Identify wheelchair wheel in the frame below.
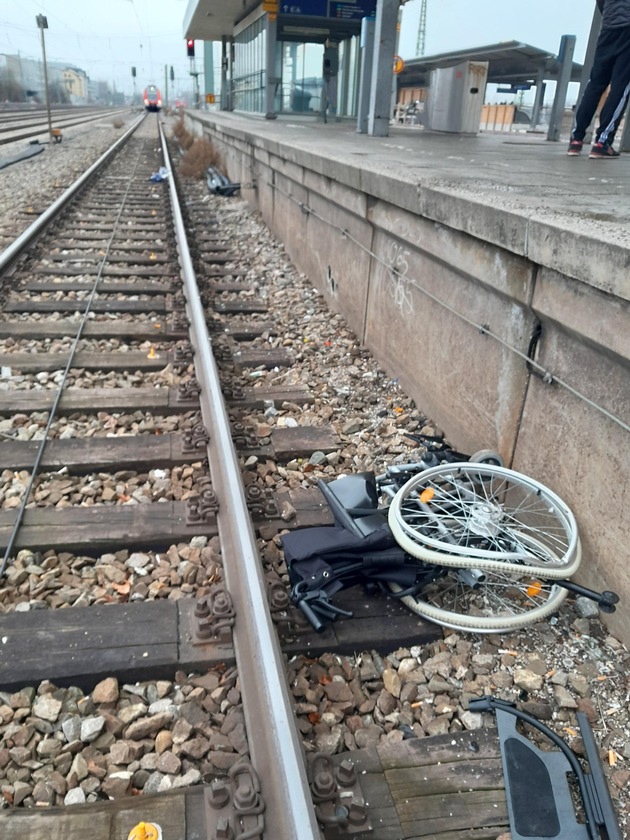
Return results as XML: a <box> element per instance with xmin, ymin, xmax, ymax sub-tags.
<box><xmin>388</xmin><ymin>463</ymin><xmax>580</xmax><ymax>579</ymax></box>
<box><xmin>389</xmin><ymin>568</ymin><xmax>568</xmax><ymax>632</ymax></box>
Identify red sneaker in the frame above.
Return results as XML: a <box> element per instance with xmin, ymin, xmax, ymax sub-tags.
<box><xmin>589</xmin><ymin>142</ymin><xmax>620</xmax><ymax>158</ymax></box>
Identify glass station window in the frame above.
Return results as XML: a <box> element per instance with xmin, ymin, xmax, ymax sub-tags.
<box><xmin>280</xmin><ymin>42</ymin><xmax>324</xmax><ymax>114</ymax></box>
<box><xmin>233</xmin><ymin>17</ymin><xmax>266</xmax><ymax>112</ymax></box>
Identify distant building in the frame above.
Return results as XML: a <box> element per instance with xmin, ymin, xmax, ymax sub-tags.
<box><xmin>60</xmin><ymin>65</ymin><xmax>88</xmax><ymax>104</ymax></box>
<box><xmin>93</xmin><ymin>80</ymin><xmax>110</xmax><ymax>104</ymax></box>
<box><xmin>0</xmin><ymin>54</ymin><xmax>44</xmax><ymax>100</ymax></box>
<box><xmin>0</xmin><ymin>53</ymin><xmax>104</xmax><ymax>104</ymax></box>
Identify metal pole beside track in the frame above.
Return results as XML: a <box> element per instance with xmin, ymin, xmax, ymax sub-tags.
<box><xmin>159</xmin><ymin>122</ymin><xmax>322</xmax><ymax>840</ymax></box>
<box><xmin>35</xmin><ymin>15</ymin><xmax>53</xmax><ymax>146</ymax></box>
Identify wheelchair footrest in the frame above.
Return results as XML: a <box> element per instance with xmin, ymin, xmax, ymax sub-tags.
<box><xmin>469</xmin><ymin>696</ymin><xmax>622</xmax><ymax>840</ymax></box>
<box><xmin>499</xmin><ymin>710</ymin><xmax>588</xmax><ymax>839</ymax></box>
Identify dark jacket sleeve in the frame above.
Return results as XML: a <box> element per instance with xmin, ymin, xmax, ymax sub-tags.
<box><xmin>596</xmin><ymin>0</ymin><xmax>604</xmax><ymax>11</ymax></box>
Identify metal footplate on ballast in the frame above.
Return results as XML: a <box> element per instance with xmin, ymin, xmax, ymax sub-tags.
<box><xmin>469</xmin><ymin>696</ymin><xmax>622</xmax><ymax>840</ymax></box>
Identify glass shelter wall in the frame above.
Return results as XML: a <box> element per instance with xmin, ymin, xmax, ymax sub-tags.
<box><xmin>233</xmin><ymin>17</ymin><xmax>266</xmax><ymax>113</ymax></box>
<box><xmin>338</xmin><ymin>36</ymin><xmax>360</xmax><ymax>117</ymax></box>
<box><xmin>278</xmin><ymin>35</ymin><xmax>360</xmax><ymax>117</ymax></box>
<box><xmin>230</xmin><ymin>15</ymin><xmax>361</xmax><ymax>116</ymax></box>
<box><xmin>280</xmin><ymin>42</ymin><xmax>324</xmax><ymax>114</ymax></box>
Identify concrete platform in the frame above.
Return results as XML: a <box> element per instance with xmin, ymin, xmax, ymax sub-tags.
<box><xmin>183</xmin><ymin>111</ymin><xmax>630</xmax><ymax>643</ymax></box>
<box><xmin>186</xmin><ymin>113</ymin><xmax>630</xmax><ymax>298</ymax></box>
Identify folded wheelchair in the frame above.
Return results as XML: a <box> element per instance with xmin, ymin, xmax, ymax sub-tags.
<box><xmin>282</xmin><ymin>448</ymin><xmax>618</xmax><ymax>634</ymax></box>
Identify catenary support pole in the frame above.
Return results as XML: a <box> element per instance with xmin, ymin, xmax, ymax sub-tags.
<box><xmin>265</xmin><ymin>16</ymin><xmax>278</xmax><ymax>119</ymax></box>
<box><xmin>204</xmin><ymin>41</ymin><xmax>215</xmax><ymax>106</ymax></box>
<box><xmin>547</xmin><ymin>35</ymin><xmax>576</xmax><ymax>141</ymax></box>
<box><xmin>220</xmin><ymin>37</ymin><xmax>228</xmax><ymax>110</ymax></box>
<box><xmin>530</xmin><ymin>70</ymin><xmax>545</xmax><ymax>130</ymax></box>
<box><xmin>367</xmin><ymin>0</ymin><xmax>398</xmax><ymax>136</ymax></box>
<box><xmin>357</xmin><ymin>15</ymin><xmax>375</xmax><ymax>133</ymax></box>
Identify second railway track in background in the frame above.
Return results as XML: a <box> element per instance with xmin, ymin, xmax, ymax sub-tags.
<box><xmin>0</xmin><ymin>106</ymin><xmax>130</xmax><ymax>147</ymax></box>
<box><xmin>0</xmin><ymin>113</ymin><xmax>439</xmax><ymax>837</ymax></box>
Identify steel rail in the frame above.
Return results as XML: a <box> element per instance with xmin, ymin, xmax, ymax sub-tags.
<box><xmin>0</xmin><ymin>113</ymin><xmax>145</xmax><ymax>276</ymax></box>
<box><xmin>159</xmin><ymin>122</ymin><xmax>322</xmax><ymax>838</ymax></box>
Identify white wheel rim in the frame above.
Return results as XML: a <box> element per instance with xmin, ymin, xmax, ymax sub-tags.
<box><xmin>390</xmin><ymin>572</ymin><xmax>568</xmax><ymax>632</ymax></box>
<box><xmin>388</xmin><ymin>463</ymin><xmax>580</xmax><ymax>579</ymax></box>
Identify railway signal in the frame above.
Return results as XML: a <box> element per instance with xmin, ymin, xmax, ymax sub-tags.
<box><xmin>186</xmin><ymin>39</ymin><xmax>195</xmax><ymax>58</ymax></box>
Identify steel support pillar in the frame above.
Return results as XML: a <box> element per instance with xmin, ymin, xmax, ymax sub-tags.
<box><xmin>357</xmin><ymin>15</ymin><xmax>375</xmax><ymax>133</ymax></box>
<box><xmin>220</xmin><ymin>37</ymin><xmax>229</xmax><ymax>110</ymax></box>
<box><xmin>228</xmin><ymin>38</ymin><xmax>234</xmax><ymax>110</ymax></box>
<box><xmin>547</xmin><ymin>34</ymin><xmax>576</xmax><ymax>141</ymax></box>
<box><xmin>204</xmin><ymin>41</ymin><xmax>215</xmax><ymax>106</ymax></box>
<box><xmin>265</xmin><ymin>17</ymin><xmax>278</xmax><ymax>119</ymax></box>
<box><xmin>530</xmin><ymin>70</ymin><xmax>545</xmax><ymax>130</ymax></box>
<box><xmin>367</xmin><ymin>0</ymin><xmax>398</xmax><ymax>136</ymax></box>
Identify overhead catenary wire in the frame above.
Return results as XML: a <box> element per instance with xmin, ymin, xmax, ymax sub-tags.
<box><xmin>269</xmin><ymin>179</ymin><xmax>630</xmax><ymax>436</ymax></box>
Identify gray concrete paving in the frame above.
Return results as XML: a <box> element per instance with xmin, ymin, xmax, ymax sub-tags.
<box><xmin>193</xmin><ymin>111</ymin><xmax>630</xmax><ymax>301</ymax></box>
<box><xmin>208</xmin><ymin>113</ymin><xmax>630</xmax><ymax>224</ymax></box>
<box><xmin>214</xmin><ymin>116</ymin><xmax>630</xmax><ymax>221</ymax></box>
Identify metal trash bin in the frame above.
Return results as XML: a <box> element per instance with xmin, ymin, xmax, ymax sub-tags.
<box><xmin>425</xmin><ymin>61</ymin><xmax>489</xmax><ymax>134</ymax></box>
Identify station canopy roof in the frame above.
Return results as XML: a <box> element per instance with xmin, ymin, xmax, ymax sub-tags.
<box><xmin>182</xmin><ymin>2</ymin><xmax>586</xmax><ymax>83</ymax></box>
<box><xmin>184</xmin><ymin>0</ymin><xmax>243</xmax><ymax>40</ymax></box>
<box><xmin>184</xmin><ymin>0</ymin><xmax>372</xmax><ymax>42</ymax></box>
<box><xmin>398</xmin><ymin>40</ymin><xmax>584</xmax><ymax>89</ymax></box>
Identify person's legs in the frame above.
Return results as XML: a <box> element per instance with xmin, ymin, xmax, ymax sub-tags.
<box><xmin>594</xmin><ymin>27</ymin><xmax>630</xmax><ymax>147</ymax></box>
<box><xmin>571</xmin><ymin>29</ymin><xmax>617</xmax><ymax>142</ymax></box>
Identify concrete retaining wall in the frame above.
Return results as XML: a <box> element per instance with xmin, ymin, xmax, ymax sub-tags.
<box><xmin>184</xmin><ymin>113</ymin><xmax>630</xmax><ymax>642</ymax></box>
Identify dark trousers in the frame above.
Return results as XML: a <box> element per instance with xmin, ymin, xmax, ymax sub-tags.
<box><xmin>572</xmin><ymin>25</ymin><xmax>630</xmax><ymax>146</ymax></box>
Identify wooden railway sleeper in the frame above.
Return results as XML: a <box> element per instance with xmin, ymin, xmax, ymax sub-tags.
<box><xmin>193</xmin><ymin>583</ymin><xmax>235</xmax><ymax>644</ymax></box>
<box><xmin>204</xmin><ymin>761</ymin><xmax>265</xmax><ymax>840</ymax></box>
<box><xmin>308</xmin><ymin>753</ymin><xmax>371</xmax><ymax>835</ymax></box>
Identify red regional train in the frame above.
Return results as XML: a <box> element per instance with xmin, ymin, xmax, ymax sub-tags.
<box><xmin>143</xmin><ymin>84</ymin><xmax>162</xmax><ymax>112</ymax></box>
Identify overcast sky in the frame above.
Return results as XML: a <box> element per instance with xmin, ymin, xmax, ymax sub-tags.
<box><xmin>0</xmin><ymin>0</ymin><xmax>598</xmax><ymax>97</ymax></box>
<box><xmin>1</xmin><ymin>0</ymin><xmax>193</xmax><ymax>96</ymax></box>
<box><xmin>398</xmin><ymin>0</ymin><xmax>596</xmax><ymax>63</ymax></box>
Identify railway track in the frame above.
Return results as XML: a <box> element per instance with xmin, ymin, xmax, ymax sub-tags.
<box><xmin>0</xmin><ymin>113</ymin><xmax>625</xmax><ymax>840</ymax></box>
<box><xmin>0</xmin><ymin>110</ymin><xmax>436</xmax><ymax>838</ymax></box>
<box><xmin>0</xmin><ymin>111</ymin><xmax>323</xmax><ymax>836</ymax></box>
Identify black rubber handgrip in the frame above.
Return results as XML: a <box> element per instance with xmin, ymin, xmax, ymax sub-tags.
<box><xmin>297</xmin><ymin>599</ymin><xmax>325</xmax><ymax>633</ymax></box>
